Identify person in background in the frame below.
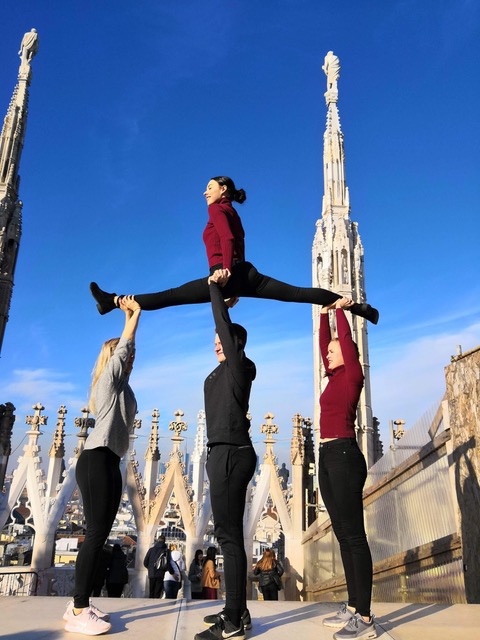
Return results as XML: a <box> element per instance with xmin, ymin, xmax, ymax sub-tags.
<box><xmin>201</xmin><ymin>546</ymin><xmax>221</xmax><ymax>601</ymax></box>
<box><xmin>91</xmin><ymin>545</ymin><xmax>112</xmax><ymax>597</ymax></box>
<box><xmin>105</xmin><ymin>543</ymin><xmax>128</xmax><ymax>597</ymax></box>
<box><xmin>253</xmin><ymin>549</ymin><xmax>284</xmax><ymax>601</ymax></box>
<box><xmin>63</xmin><ymin>296</ymin><xmax>141</xmax><ymax>636</ymax></box>
<box><xmin>163</xmin><ymin>547</ymin><xmax>183</xmax><ymax>599</ymax></box>
<box><xmin>143</xmin><ymin>535</ymin><xmax>177</xmax><ymax>599</ymax></box>
<box><xmin>318</xmin><ymin>298</ymin><xmax>376</xmax><ymax>640</ymax></box>
<box><xmin>188</xmin><ymin>549</ymin><xmax>204</xmax><ymax>599</ymax></box>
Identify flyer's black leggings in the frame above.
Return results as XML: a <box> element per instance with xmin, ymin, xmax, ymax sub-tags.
<box><xmin>206</xmin><ymin>444</ymin><xmax>257</xmax><ymax>624</ymax></box>
<box><xmin>134</xmin><ymin>261</ymin><xmax>341</xmax><ymax>310</ymax></box>
<box><xmin>74</xmin><ymin>447</ymin><xmax>122</xmax><ymax>608</ymax></box>
<box><xmin>318</xmin><ymin>439</ymin><xmax>373</xmax><ymax>617</ymax></box>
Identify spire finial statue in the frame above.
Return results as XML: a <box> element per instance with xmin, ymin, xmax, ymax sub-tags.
<box><xmin>323</xmin><ymin>51</ymin><xmax>340</xmax><ymax>89</ymax></box>
<box><xmin>323</xmin><ymin>51</ymin><xmax>340</xmax><ymax>105</ymax></box>
<box><xmin>18</xmin><ymin>28</ymin><xmax>39</xmax><ymax>75</ymax></box>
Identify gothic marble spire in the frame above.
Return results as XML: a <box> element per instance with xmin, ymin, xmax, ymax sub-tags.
<box><xmin>312</xmin><ymin>51</ymin><xmax>376</xmax><ymax>468</ymax></box>
<box><xmin>321</xmin><ymin>51</ymin><xmax>350</xmax><ymax>212</ymax></box>
<box><xmin>0</xmin><ymin>29</ymin><xmax>39</xmax><ymax>354</ymax></box>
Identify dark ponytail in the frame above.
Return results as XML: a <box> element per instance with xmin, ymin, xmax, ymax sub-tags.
<box><xmin>212</xmin><ymin>176</ymin><xmax>247</xmax><ymax>204</ymax></box>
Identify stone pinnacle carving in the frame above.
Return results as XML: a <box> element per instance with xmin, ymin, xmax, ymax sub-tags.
<box><xmin>323</xmin><ymin>51</ymin><xmax>340</xmax><ymax>84</ymax></box>
<box><xmin>48</xmin><ymin>405</ymin><xmax>67</xmax><ymax>459</ymax></box>
<box><xmin>18</xmin><ymin>29</ymin><xmax>39</xmax><ymax>75</ymax></box>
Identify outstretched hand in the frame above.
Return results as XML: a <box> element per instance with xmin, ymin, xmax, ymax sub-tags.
<box><xmin>119</xmin><ymin>295</ymin><xmax>141</xmax><ymax>317</ymax></box>
<box><xmin>336</xmin><ymin>297</ymin><xmax>354</xmax><ymax>309</ymax></box>
<box><xmin>208</xmin><ymin>268</ymin><xmax>231</xmax><ymax>287</ymax></box>
<box><xmin>321</xmin><ymin>297</ymin><xmax>354</xmax><ymax>313</ymax></box>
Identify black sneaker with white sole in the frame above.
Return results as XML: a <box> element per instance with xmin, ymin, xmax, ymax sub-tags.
<box><xmin>196</xmin><ymin>612</ymin><xmax>245</xmax><ymax>640</ymax></box>
<box><xmin>204</xmin><ymin>609</ymin><xmax>251</xmax><ymax>631</ymax></box>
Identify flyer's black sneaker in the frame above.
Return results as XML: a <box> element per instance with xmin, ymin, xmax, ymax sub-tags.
<box><xmin>195</xmin><ymin>613</ymin><xmax>245</xmax><ymax>640</ymax></box>
<box><xmin>90</xmin><ymin>282</ymin><xmax>118</xmax><ymax>315</ymax></box>
<box><xmin>204</xmin><ymin>609</ymin><xmax>251</xmax><ymax>630</ymax></box>
<box><xmin>349</xmin><ymin>302</ymin><xmax>379</xmax><ymax>325</ymax></box>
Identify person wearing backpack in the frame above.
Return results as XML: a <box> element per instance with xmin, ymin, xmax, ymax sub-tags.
<box><xmin>143</xmin><ymin>535</ymin><xmax>176</xmax><ymax>598</ymax></box>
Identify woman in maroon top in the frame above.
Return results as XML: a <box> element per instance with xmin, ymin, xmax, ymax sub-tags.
<box><xmin>90</xmin><ymin>176</ymin><xmax>379</xmax><ymax>325</ymax></box>
<box><xmin>318</xmin><ymin>297</ymin><xmax>376</xmax><ymax>640</ymax></box>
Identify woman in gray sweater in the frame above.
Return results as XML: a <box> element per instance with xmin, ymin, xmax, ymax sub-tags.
<box><xmin>64</xmin><ymin>296</ymin><xmax>141</xmax><ymax>636</ymax></box>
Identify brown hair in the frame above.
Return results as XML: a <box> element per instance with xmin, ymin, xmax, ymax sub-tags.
<box><xmin>255</xmin><ymin>548</ymin><xmax>277</xmax><ymax>572</ymax></box>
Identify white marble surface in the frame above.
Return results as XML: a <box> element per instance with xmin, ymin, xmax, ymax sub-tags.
<box><xmin>0</xmin><ymin>598</ymin><xmax>479</xmax><ymax>640</ymax></box>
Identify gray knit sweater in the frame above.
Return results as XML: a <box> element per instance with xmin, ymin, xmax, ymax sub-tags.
<box><xmin>84</xmin><ymin>337</ymin><xmax>137</xmax><ymax>458</ymax></box>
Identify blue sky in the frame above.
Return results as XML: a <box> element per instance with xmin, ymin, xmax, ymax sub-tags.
<box><xmin>1</xmin><ymin>1</ymin><xmax>479</xmax><ymax>469</ymax></box>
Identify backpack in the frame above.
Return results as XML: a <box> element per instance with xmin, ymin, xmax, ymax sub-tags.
<box><xmin>155</xmin><ymin>550</ymin><xmax>169</xmax><ymax>571</ymax></box>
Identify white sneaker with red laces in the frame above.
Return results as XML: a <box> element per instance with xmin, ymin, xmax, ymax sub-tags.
<box><xmin>64</xmin><ymin>606</ymin><xmax>111</xmax><ymax>636</ymax></box>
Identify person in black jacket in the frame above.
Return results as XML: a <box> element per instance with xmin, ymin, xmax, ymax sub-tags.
<box><xmin>106</xmin><ymin>544</ymin><xmax>128</xmax><ymax>597</ymax></box>
<box><xmin>143</xmin><ymin>535</ymin><xmax>176</xmax><ymax>598</ymax></box>
<box><xmin>195</xmin><ymin>276</ymin><xmax>256</xmax><ymax>640</ymax></box>
<box><xmin>188</xmin><ymin>549</ymin><xmax>204</xmax><ymax>599</ymax></box>
<box><xmin>253</xmin><ymin>549</ymin><xmax>284</xmax><ymax>601</ymax></box>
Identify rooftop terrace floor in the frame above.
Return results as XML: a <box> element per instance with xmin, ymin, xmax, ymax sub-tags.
<box><xmin>0</xmin><ymin>597</ymin><xmax>478</xmax><ymax>639</ymax></box>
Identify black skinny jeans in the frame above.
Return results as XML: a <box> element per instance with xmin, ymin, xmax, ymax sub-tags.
<box><xmin>206</xmin><ymin>444</ymin><xmax>257</xmax><ymax>622</ymax></box>
<box><xmin>260</xmin><ymin>583</ymin><xmax>279</xmax><ymax>600</ymax></box>
<box><xmin>318</xmin><ymin>439</ymin><xmax>373</xmax><ymax>618</ymax></box>
<box><xmin>135</xmin><ymin>261</ymin><xmax>341</xmax><ymax>310</ymax></box>
<box><xmin>74</xmin><ymin>447</ymin><xmax>122</xmax><ymax>609</ymax></box>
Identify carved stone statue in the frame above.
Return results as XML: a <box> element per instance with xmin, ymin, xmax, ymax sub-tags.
<box><xmin>18</xmin><ymin>28</ymin><xmax>39</xmax><ymax>72</ymax></box>
<box><xmin>322</xmin><ymin>51</ymin><xmax>340</xmax><ymax>89</ymax></box>
<box><xmin>278</xmin><ymin>462</ymin><xmax>289</xmax><ymax>490</ymax></box>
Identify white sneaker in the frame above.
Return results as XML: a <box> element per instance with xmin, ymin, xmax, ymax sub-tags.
<box><xmin>63</xmin><ymin>600</ymin><xmax>110</xmax><ymax>622</ymax></box>
<box><xmin>89</xmin><ymin>599</ymin><xmax>110</xmax><ymax>621</ymax></box>
<box><xmin>64</xmin><ymin>606</ymin><xmax>111</xmax><ymax>636</ymax></box>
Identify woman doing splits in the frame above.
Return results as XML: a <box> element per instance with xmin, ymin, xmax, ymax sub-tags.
<box><xmin>318</xmin><ymin>298</ymin><xmax>376</xmax><ymax>640</ymax></box>
<box><xmin>63</xmin><ymin>296</ymin><xmax>141</xmax><ymax>636</ymax></box>
<box><xmin>90</xmin><ymin>176</ymin><xmax>379</xmax><ymax>325</ymax></box>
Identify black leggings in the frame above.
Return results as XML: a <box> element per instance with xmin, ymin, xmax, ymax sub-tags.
<box><xmin>134</xmin><ymin>261</ymin><xmax>341</xmax><ymax>310</ymax></box>
<box><xmin>260</xmin><ymin>583</ymin><xmax>279</xmax><ymax>600</ymax></box>
<box><xmin>74</xmin><ymin>447</ymin><xmax>122</xmax><ymax>608</ymax></box>
<box><xmin>206</xmin><ymin>444</ymin><xmax>257</xmax><ymax>625</ymax></box>
<box><xmin>318</xmin><ymin>439</ymin><xmax>373</xmax><ymax>618</ymax></box>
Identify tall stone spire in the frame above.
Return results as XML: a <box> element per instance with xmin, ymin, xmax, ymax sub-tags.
<box><xmin>312</xmin><ymin>51</ymin><xmax>376</xmax><ymax>467</ymax></box>
<box><xmin>0</xmin><ymin>29</ymin><xmax>39</xmax><ymax>355</ymax></box>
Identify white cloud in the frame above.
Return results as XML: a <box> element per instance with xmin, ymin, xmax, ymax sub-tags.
<box><xmin>1</xmin><ymin>368</ymin><xmax>86</xmax><ymax>423</ymax></box>
<box><xmin>370</xmin><ymin>320</ymin><xmax>480</xmax><ymax>441</ymax></box>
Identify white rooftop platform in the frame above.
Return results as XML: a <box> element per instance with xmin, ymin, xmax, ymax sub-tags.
<box><xmin>0</xmin><ymin>598</ymin><xmax>478</xmax><ymax>640</ymax></box>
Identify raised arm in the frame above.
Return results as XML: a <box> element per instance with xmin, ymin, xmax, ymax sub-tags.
<box><xmin>209</xmin><ymin>281</ymin><xmax>242</xmax><ymax>367</ymax></box>
<box><xmin>119</xmin><ymin>295</ymin><xmax>142</xmax><ymax>342</ymax></box>
<box><xmin>335</xmin><ymin>306</ymin><xmax>363</xmax><ymax>384</ymax></box>
<box><xmin>319</xmin><ymin>305</ymin><xmax>333</xmax><ymax>370</ymax></box>
<box><xmin>100</xmin><ymin>296</ymin><xmax>142</xmax><ymax>389</ymax></box>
